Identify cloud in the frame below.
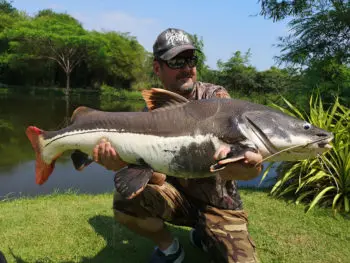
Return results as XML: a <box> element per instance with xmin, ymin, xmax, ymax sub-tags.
<box><xmin>74</xmin><ymin>11</ymin><xmax>163</xmax><ymax>52</ymax></box>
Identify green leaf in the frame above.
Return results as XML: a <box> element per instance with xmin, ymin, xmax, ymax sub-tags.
<box><xmin>295</xmin><ymin>190</ymin><xmax>315</xmax><ymax>205</ymax></box>
<box><xmin>307</xmin><ymin>186</ymin><xmax>336</xmax><ymax>213</ymax></box>
<box><xmin>259</xmin><ymin>162</ymin><xmax>275</xmax><ymax>186</ymax></box>
<box><xmin>332</xmin><ymin>193</ymin><xmax>342</xmax><ymax>211</ymax></box>
<box><xmin>345</xmin><ymin>196</ymin><xmax>350</xmax><ymax>213</ymax></box>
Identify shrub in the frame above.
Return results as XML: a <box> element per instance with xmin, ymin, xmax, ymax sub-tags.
<box><xmin>267</xmin><ymin>94</ymin><xmax>350</xmax><ymax>214</ymax></box>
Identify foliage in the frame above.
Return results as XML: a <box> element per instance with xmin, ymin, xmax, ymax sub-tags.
<box><xmin>2</xmin><ymin>9</ymin><xmax>94</xmax><ymax>92</ymax></box>
<box><xmin>275</xmin><ymin>2</ymin><xmax>350</xmax><ymax>66</ymax></box>
<box><xmin>201</xmin><ymin>50</ymin><xmax>304</xmax><ymax>103</ymax></box>
<box><xmin>215</xmin><ymin>50</ymin><xmax>259</xmax><ymax>94</ymax></box>
<box><xmin>259</xmin><ymin>0</ymin><xmax>350</xmax><ymax>106</ymax></box>
<box><xmin>256</xmin><ymin>66</ymin><xmax>298</xmax><ymax>94</ymax></box>
<box><xmin>259</xmin><ymin>0</ymin><xmax>348</xmax><ymax>21</ymax></box>
<box><xmin>189</xmin><ymin>33</ymin><xmax>206</xmax><ymax>80</ymax></box>
<box><xmin>87</xmin><ymin>31</ymin><xmax>148</xmax><ymax>89</ymax></box>
<box><xmin>0</xmin><ymin>0</ymin><xmax>15</xmax><ymax>14</ymax></box>
<box><xmin>269</xmin><ymin>94</ymin><xmax>350</xmax><ymax>213</ymax></box>
<box><xmin>0</xmin><ymin>8</ymin><xmax>148</xmax><ymax>91</ymax></box>
<box><xmin>302</xmin><ymin>59</ymin><xmax>350</xmax><ymax>106</ymax></box>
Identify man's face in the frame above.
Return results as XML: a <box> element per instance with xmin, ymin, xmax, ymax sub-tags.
<box><xmin>153</xmin><ymin>50</ymin><xmax>197</xmax><ymax>96</ymax></box>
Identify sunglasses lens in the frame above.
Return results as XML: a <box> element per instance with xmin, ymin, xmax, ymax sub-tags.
<box><xmin>166</xmin><ymin>56</ymin><xmax>198</xmax><ymax>69</ymax></box>
<box><xmin>187</xmin><ymin>57</ymin><xmax>197</xmax><ymax>67</ymax></box>
<box><xmin>167</xmin><ymin>58</ymin><xmax>186</xmax><ymax>69</ymax></box>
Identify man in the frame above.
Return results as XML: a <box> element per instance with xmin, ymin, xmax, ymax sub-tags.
<box><xmin>94</xmin><ymin>28</ymin><xmax>262</xmax><ymax>263</ymax></box>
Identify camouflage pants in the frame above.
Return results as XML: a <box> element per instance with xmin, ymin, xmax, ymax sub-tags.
<box><xmin>113</xmin><ymin>182</ymin><xmax>258</xmax><ymax>263</ymax></box>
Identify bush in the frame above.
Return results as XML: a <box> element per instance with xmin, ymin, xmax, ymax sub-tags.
<box><xmin>268</xmin><ymin>94</ymin><xmax>350</xmax><ymax>214</ymax></box>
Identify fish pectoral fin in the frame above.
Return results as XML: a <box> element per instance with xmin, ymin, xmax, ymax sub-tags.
<box><xmin>71</xmin><ymin>150</ymin><xmax>93</xmax><ymax>171</ymax></box>
<box><xmin>210</xmin><ymin>155</ymin><xmax>245</xmax><ymax>172</ymax></box>
<box><xmin>114</xmin><ymin>165</ymin><xmax>153</xmax><ymax>199</ymax></box>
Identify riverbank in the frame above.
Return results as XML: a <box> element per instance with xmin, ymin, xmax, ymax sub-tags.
<box><xmin>0</xmin><ymin>189</ymin><xmax>349</xmax><ymax>263</ymax></box>
<box><xmin>0</xmin><ymin>84</ymin><xmax>282</xmax><ymax>106</ymax></box>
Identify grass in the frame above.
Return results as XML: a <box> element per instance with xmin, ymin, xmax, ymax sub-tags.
<box><xmin>0</xmin><ymin>189</ymin><xmax>349</xmax><ymax>263</ymax></box>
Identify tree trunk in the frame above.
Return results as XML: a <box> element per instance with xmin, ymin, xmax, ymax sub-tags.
<box><xmin>65</xmin><ymin>72</ymin><xmax>70</xmax><ymax>124</ymax></box>
<box><xmin>65</xmin><ymin>92</ymin><xmax>70</xmax><ymax>120</ymax></box>
<box><xmin>66</xmin><ymin>72</ymin><xmax>70</xmax><ymax>95</ymax></box>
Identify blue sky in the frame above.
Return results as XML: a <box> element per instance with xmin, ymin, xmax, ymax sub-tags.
<box><xmin>11</xmin><ymin>0</ymin><xmax>291</xmax><ymax>71</ymax></box>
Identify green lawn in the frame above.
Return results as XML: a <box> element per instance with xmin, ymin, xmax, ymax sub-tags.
<box><xmin>0</xmin><ymin>189</ymin><xmax>349</xmax><ymax>263</ymax></box>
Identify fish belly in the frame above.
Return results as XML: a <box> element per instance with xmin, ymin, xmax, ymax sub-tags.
<box><xmin>42</xmin><ymin>130</ymin><xmax>223</xmax><ymax>178</ymax></box>
<box><xmin>112</xmin><ymin>133</ymin><xmax>222</xmax><ymax>178</ymax></box>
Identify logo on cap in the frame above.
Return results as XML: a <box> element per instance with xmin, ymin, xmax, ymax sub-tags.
<box><xmin>165</xmin><ymin>29</ymin><xmax>191</xmax><ymax>47</ymax></box>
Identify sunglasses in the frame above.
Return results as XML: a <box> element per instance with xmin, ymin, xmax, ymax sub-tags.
<box><xmin>162</xmin><ymin>56</ymin><xmax>198</xmax><ymax>69</ymax></box>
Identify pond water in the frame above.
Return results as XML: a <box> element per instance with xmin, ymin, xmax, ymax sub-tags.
<box><xmin>0</xmin><ymin>92</ymin><xmax>277</xmax><ymax>201</ymax></box>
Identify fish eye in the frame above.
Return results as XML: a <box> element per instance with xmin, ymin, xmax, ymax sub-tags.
<box><xmin>303</xmin><ymin>122</ymin><xmax>311</xmax><ymax>130</ymax></box>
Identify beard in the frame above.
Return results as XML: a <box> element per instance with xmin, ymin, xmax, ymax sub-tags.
<box><xmin>171</xmin><ymin>71</ymin><xmax>196</xmax><ymax>94</ymax></box>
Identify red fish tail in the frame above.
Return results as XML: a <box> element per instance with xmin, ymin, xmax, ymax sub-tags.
<box><xmin>26</xmin><ymin>126</ymin><xmax>59</xmax><ymax>185</ymax></box>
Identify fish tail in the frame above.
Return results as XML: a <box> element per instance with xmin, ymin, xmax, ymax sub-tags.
<box><xmin>26</xmin><ymin>126</ymin><xmax>60</xmax><ymax>185</ymax></box>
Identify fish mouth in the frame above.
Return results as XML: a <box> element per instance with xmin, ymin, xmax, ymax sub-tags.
<box><xmin>318</xmin><ymin>142</ymin><xmax>333</xmax><ymax>149</ymax></box>
<box><xmin>303</xmin><ymin>134</ymin><xmax>334</xmax><ymax>150</ymax></box>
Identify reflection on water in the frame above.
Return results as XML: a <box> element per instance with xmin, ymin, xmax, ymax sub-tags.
<box><xmin>0</xmin><ymin>92</ymin><xmax>277</xmax><ymax>201</ymax></box>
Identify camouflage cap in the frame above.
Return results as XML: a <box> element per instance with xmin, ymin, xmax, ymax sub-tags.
<box><xmin>153</xmin><ymin>28</ymin><xmax>197</xmax><ymax>60</ymax></box>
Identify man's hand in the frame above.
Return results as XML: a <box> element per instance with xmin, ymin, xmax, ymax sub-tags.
<box><xmin>93</xmin><ymin>139</ymin><xmax>127</xmax><ymax>171</ymax></box>
<box><xmin>93</xmin><ymin>139</ymin><xmax>166</xmax><ymax>186</ymax></box>
<box><xmin>149</xmin><ymin>172</ymin><xmax>167</xmax><ymax>186</ymax></box>
<box><xmin>217</xmin><ymin>151</ymin><xmax>263</xmax><ymax>181</ymax></box>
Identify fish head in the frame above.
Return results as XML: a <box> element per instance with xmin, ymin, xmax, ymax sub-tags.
<box><xmin>240</xmin><ymin>110</ymin><xmax>333</xmax><ymax>161</ymax></box>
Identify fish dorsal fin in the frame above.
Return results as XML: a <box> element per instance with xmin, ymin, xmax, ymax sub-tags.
<box><xmin>141</xmin><ymin>88</ymin><xmax>189</xmax><ymax>111</ymax></box>
<box><xmin>70</xmin><ymin>106</ymin><xmax>96</xmax><ymax>123</ymax></box>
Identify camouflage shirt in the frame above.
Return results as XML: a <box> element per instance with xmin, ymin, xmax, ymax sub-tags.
<box><xmin>167</xmin><ymin>81</ymin><xmax>243</xmax><ymax>211</ymax></box>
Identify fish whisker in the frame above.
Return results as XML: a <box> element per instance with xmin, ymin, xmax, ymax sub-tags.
<box><xmin>255</xmin><ymin>137</ymin><xmax>332</xmax><ymax>166</ymax></box>
<box><xmin>256</xmin><ymin>143</ymin><xmax>306</xmax><ymax>165</ymax></box>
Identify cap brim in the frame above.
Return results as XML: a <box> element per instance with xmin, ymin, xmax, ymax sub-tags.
<box><xmin>159</xmin><ymin>45</ymin><xmax>198</xmax><ymax>60</ymax></box>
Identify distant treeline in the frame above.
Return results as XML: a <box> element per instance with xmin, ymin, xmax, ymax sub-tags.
<box><xmin>0</xmin><ymin>2</ymin><xmax>153</xmax><ymax>93</ymax></box>
<box><xmin>0</xmin><ymin>0</ymin><xmax>349</xmax><ymax>107</ymax></box>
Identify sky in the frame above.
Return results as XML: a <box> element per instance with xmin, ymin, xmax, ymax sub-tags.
<box><xmin>10</xmin><ymin>0</ymin><xmax>291</xmax><ymax>71</ymax></box>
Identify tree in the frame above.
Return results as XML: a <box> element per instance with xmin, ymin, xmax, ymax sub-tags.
<box><xmin>0</xmin><ymin>2</ymin><xmax>25</xmax><ymax>84</ymax></box>
<box><xmin>259</xmin><ymin>0</ymin><xmax>350</xmax><ymax>66</ymax></box>
<box><xmin>86</xmin><ymin>30</ymin><xmax>148</xmax><ymax>89</ymax></box>
<box><xmin>3</xmin><ymin>9</ymin><xmax>94</xmax><ymax>93</ymax></box>
<box><xmin>188</xmin><ymin>34</ymin><xmax>206</xmax><ymax>80</ymax></box>
<box><xmin>259</xmin><ymin>0</ymin><xmax>350</xmax><ymax>105</ymax></box>
<box><xmin>259</xmin><ymin>0</ymin><xmax>344</xmax><ymax>21</ymax></box>
<box><xmin>302</xmin><ymin>58</ymin><xmax>350</xmax><ymax>105</ymax></box>
<box><xmin>216</xmin><ymin>50</ymin><xmax>259</xmax><ymax>94</ymax></box>
<box><xmin>256</xmin><ymin>67</ymin><xmax>295</xmax><ymax>94</ymax></box>
<box><xmin>0</xmin><ymin>0</ymin><xmax>16</xmax><ymax>14</ymax></box>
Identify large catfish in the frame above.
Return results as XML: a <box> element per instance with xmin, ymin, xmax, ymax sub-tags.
<box><xmin>26</xmin><ymin>88</ymin><xmax>333</xmax><ymax>198</ymax></box>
